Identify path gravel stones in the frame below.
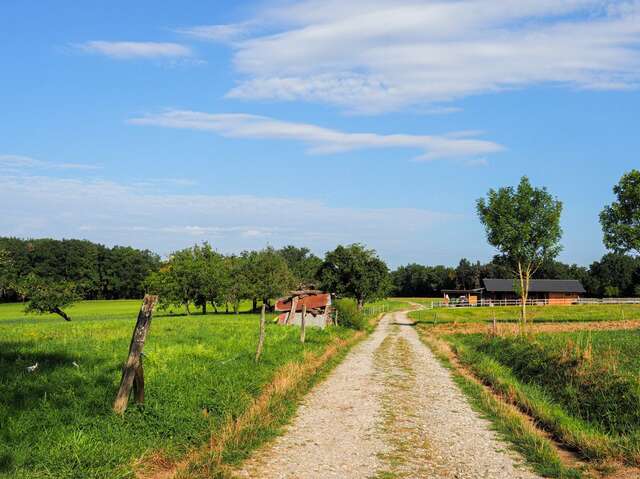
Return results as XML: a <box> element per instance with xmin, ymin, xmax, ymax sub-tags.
<box><xmin>235</xmin><ymin>310</ymin><xmax>541</xmax><ymax>479</ymax></box>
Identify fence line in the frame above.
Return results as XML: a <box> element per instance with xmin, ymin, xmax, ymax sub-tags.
<box><xmin>429</xmin><ymin>297</ymin><xmax>640</xmax><ymax>309</ymax></box>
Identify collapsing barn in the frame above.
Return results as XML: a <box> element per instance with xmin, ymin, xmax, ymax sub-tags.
<box><xmin>275</xmin><ymin>290</ymin><xmax>333</xmax><ymax>329</ymax></box>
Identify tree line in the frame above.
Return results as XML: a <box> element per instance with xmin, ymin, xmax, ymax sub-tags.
<box><xmin>0</xmin><ymin>237</ymin><xmax>160</xmax><ymax>302</ymax></box>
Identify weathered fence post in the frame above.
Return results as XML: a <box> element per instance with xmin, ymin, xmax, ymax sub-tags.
<box><xmin>255</xmin><ymin>304</ymin><xmax>266</xmax><ymax>362</ymax></box>
<box><xmin>113</xmin><ymin>294</ymin><xmax>158</xmax><ymax>414</ymax></box>
<box><xmin>300</xmin><ymin>303</ymin><xmax>307</xmax><ymax>344</ymax></box>
<box><xmin>285</xmin><ymin>296</ymin><xmax>299</xmax><ymax>325</ymax></box>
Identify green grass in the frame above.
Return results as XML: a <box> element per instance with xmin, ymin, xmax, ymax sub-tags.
<box><xmin>441</xmin><ymin>330</ymin><xmax>640</xmax><ymax>465</ymax></box>
<box><xmin>0</xmin><ymin>298</ymin><xmax>409</xmax><ymax>478</ymax></box>
<box><xmin>409</xmin><ymin>303</ymin><xmax>640</xmax><ymax>324</ymax></box>
<box><xmin>417</xmin><ymin>332</ymin><xmax>582</xmax><ymax>478</ymax></box>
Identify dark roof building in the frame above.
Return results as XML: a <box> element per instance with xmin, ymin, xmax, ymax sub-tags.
<box><xmin>482</xmin><ymin>278</ymin><xmax>586</xmax><ymax>304</ymax></box>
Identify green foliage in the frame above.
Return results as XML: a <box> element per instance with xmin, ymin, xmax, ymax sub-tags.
<box><xmin>477</xmin><ymin>177</ymin><xmax>563</xmax><ymax>320</ymax></box>
<box><xmin>0</xmin><ymin>237</ymin><xmax>160</xmax><ymax>301</ymax></box>
<box><xmin>243</xmin><ymin>247</ymin><xmax>295</xmax><ymax>308</ymax></box>
<box><xmin>334</xmin><ymin>298</ymin><xmax>366</xmax><ymax>330</ymax></box>
<box><xmin>20</xmin><ymin>274</ymin><xmax>81</xmax><ymax>321</ymax></box>
<box><xmin>277</xmin><ymin>245</ymin><xmax>322</xmax><ymax>287</ymax></box>
<box><xmin>318</xmin><ymin>244</ymin><xmax>390</xmax><ymax>308</ymax></box>
<box><xmin>600</xmin><ymin>169</ymin><xmax>640</xmax><ymax>254</ymax></box>
<box><xmin>476</xmin><ymin>176</ymin><xmax>563</xmax><ymax>272</ymax></box>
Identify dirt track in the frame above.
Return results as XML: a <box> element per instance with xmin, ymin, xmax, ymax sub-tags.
<box><xmin>235</xmin><ymin>310</ymin><xmax>541</xmax><ymax>478</ymax></box>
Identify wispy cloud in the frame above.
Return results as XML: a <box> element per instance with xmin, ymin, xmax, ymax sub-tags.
<box><xmin>207</xmin><ymin>0</ymin><xmax>640</xmax><ymax>112</ymax></box>
<box><xmin>0</xmin><ymin>173</ymin><xmax>456</xmax><ymax>260</ymax></box>
<box><xmin>76</xmin><ymin>41</ymin><xmax>193</xmax><ymax>59</ymax></box>
<box><xmin>0</xmin><ymin>155</ymin><xmax>101</xmax><ymax>171</ymax></box>
<box><xmin>128</xmin><ymin>110</ymin><xmax>504</xmax><ymax>161</ymax></box>
<box><xmin>176</xmin><ymin>22</ymin><xmax>254</xmax><ymax>43</ymax></box>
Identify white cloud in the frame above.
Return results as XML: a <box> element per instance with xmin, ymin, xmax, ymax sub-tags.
<box><xmin>0</xmin><ymin>173</ymin><xmax>457</xmax><ymax>262</ymax></box>
<box><xmin>212</xmin><ymin>0</ymin><xmax>640</xmax><ymax>112</ymax></box>
<box><xmin>0</xmin><ymin>155</ymin><xmax>101</xmax><ymax>171</ymax></box>
<box><xmin>176</xmin><ymin>22</ymin><xmax>254</xmax><ymax>43</ymax></box>
<box><xmin>128</xmin><ymin>110</ymin><xmax>504</xmax><ymax>161</ymax></box>
<box><xmin>77</xmin><ymin>41</ymin><xmax>192</xmax><ymax>59</ymax></box>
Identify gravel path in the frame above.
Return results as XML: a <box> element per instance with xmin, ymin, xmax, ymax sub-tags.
<box><xmin>235</xmin><ymin>310</ymin><xmax>541</xmax><ymax>479</ymax></box>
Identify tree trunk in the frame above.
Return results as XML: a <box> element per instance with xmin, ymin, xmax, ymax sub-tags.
<box><xmin>185</xmin><ymin>302</ymin><xmax>191</xmax><ymax>316</ymax></box>
<box><xmin>357</xmin><ymin>297</ymin><xmax>365</xmax><ymax>311</ymax></box>
<box><xmin>201</xmin><ymin>302</ymin><xmax>207</xmax><ymax>315</ymax></box>
<box><xmin>52</xmin><ymin>307</ymin><xmax>71</xmax><ymax>321</ymax></box>
<box><xmin>225</xmin><ymin>303</ymin><xmax>229</xmax><ymax>314</ymax></box>
<box><xmin>212</xmin><ymin>302</ymin><xmax>218</xmax><ymax>313</ymax></box>
<box><xmin>234</xmin><ymin>302</ymin><xmax>239</xmax><ymax>316</ymax></box>
<box><xmin>252</xmin><ymin>298</ymin><xmax>258</xmax><ymax>312</ymax></box>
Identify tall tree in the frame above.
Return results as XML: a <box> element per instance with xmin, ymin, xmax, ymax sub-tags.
<box><xmin>477</xmin><ymin>176</ymin><xmax>563</xmax><ymax>324</ymax></box>
<box><xmin>600</xmin><ymin>169</ymin><xmax>640</xmax><ymax>255</ymax></box>
<box><xmin>244</xmin><ymin>247</ymin><xmax>294</xmax><ymax>311</ymax></box>
<box><xmin>318</xmin><ymin>244</ymin><xmax>390</xmax><ymax>309</ymax></box>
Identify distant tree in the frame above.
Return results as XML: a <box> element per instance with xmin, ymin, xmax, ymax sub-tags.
<box><xmin>223</xmin><ymin>255</ymin><xmax>251</xmax><ymax>315</ymax></box>
<box><xmin>146</xmin><ymin>246</ymin><xmax>203</xmax><ymax>315</ymax></box>
<box><xmin>0</xmin><ymin>248</ymin><xmax>17</xmax><ymax>300</ymax></box>
<box><xmin>277</xmin><ymin>245</ymin><xmax>322</xmax><ymax>287</ymax></box>
<box><xmin>477</xmin><ymin>176</ymin><xmax>563</xmax><ymax>324</ymax></box>
<box><xmin>455</xmin><ymin>258</ymin><xmax>482</xmax><ymax>290</ymax></box>
<box><xmin>20</xmin><ymin>274</ymin><xmax>80</xmax><ymax>321</ymax></box>
<box><xmin>588</xmin><ymin>253</ymin><xmax>640</xmax><ymax>297</ymax></box>
<box><xmin>600</xmin><ymin>169</ymin><xmax>640</xmax><ymax>255</ymax></box>
<box><xmin>318</xmin><ymin>244</ymin><xmax>390</xmax><ymax>309</ymax></box>
<box><xmin>244</xmin><ymin>247</ymin><xmax>294</xmax><ymax>311</ymax></box>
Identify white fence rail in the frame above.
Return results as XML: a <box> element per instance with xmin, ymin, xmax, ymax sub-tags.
<box><xmin>430</xmin><ymin>298</ymin><xmax>640</xmax><ymax>309</ymax></box>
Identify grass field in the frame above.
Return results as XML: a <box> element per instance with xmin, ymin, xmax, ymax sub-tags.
<box><xmin>441</xmin><ymin>329</ymin><xmax>640</xmax><ymax>468</ymax></box>
<box><xmin>409</xmin><ymin>303</ymin><xmax>640</xmax><ymax>324</ymax></box>
<box><xmin>0</xmin><ymin>298</ymin><xmax>407</xmax><ymax>478</ymax></box>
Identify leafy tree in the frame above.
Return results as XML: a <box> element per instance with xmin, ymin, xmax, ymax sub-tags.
<box><xmin>588</xmin><ymin>253</ymin><xmax>640</xmax><ymax>297</ymax></box>
<box><xmin>243</xmin><ymin>247</ymin><xmax>294</xmax><ymax>311</ymax></box>
<box><xmin>147</xmin><ymin>246</ymin><xmax>203</xmax><ymax>315</ymax></box>
<box><xmin>455</xmin><ymin>258</ymin><xmax>482</xmax><ymax>290</ymax></box>
<box><xmin>600</xmin><ymin>169</ymin><xmax>640</xmax><ymax>255</ymax></box>
<box><xmin>222</xmin><ymin>255</ymin><xmax>251</xmax><ymax>315</ymax></box>
<box><xmin>277</xmin><ymin>245</ymin><xmax>322</xmax><ymax>287</ymax></box>
<box><xmin>193</xmin><ymin>243</ymin><xmax>227</xmax><ymax>313</ymax></box>
<box><xmin>20</xmin><ymin>274</ymin><xmax>80</xmax><ymax>321</ymax></box>
<box><xmin>477</xmin><ymin>176</ymin><xmax>563</xmax><ymax>324</ymax></box>
<box><xmin>318</xmin><ymin>244</ymin><xmax>390</xmax><ymax>309</ymax></box>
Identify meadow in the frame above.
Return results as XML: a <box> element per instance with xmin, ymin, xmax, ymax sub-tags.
<box><xmin>409</xmin><ymin>303</ymin><xmax>640</xmax><ymax>324</ymax></box>
<box><xmin>0</xmin><ymin>299</ymin><xmax>403</xmax><ymax>478</ymax></box>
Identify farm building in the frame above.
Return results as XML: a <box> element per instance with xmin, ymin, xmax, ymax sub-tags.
<box><xmin>483</xmin><ymin>278</ymin><xmax>586</xmax><ymax>304</ymax></box>
<box><xmin>275</xmin><ymin>290</ymin><xmax>333</xmax><ymax>328</ymax></box>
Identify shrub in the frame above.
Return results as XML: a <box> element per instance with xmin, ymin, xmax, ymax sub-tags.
<box><xmin>334</xmin><ymin>298</ymin><xmax>365</xmax><ymax>330</ymax></box>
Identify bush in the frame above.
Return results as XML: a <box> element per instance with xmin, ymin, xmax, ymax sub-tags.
<box><xmin>334</xmin><ymin>298</ymin><xmax>365</xmax><ymax>330</ymax></box>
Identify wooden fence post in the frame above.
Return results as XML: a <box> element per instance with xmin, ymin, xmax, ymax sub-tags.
<box><xmin>113</xmin><ymin>294</ymin><xmax>158</xmax><ymax>414</ymax></box>
<box><xmin>286</xmin><ymin>296</ymin><xmax>299</xmax><ymax>325</ymax></box>
<box><xmin>300</xmin><ymin>304</ymin><xmax>307</xmax><ymax>344</ymax></box>
<box><xmin>255</xmin><ymin>304</ymin><xmax>266</xmax><ymax>362</ymax></box>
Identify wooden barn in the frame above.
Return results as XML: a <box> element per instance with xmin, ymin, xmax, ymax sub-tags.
<box><xmin>483</xmin><ymin>278</ymin><xmax>586</xmax><ymax>305</ymax></box>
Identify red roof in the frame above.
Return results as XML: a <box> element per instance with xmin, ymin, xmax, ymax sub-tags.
<box><xmin>275</xmin><ymin>293</ymin><xmax>331</xmax><ymax>312</ymax></box>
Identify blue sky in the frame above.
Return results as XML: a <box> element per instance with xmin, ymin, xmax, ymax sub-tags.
<box><xmin>1</xmin><ymin>0</ymin><xmax>639</xmax><ymax>267</ymax></box>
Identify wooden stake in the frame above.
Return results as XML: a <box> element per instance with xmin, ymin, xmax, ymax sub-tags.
<box><xmin>300</xmin><ymin>303</ymin><xmax>307</xmax><ymax>344</ymax></box>
<box><xmin>256</xmin><ymin>304</ymin><xmax>266</xmax><ymax>362</ymax></box>
<box><xmin>113</xmin><ymin>294</ymin><xmax>158</xmax><ymax>414</ymax></box>
<box><xmin>286</xmin><ymin>296</ymin><xmax>299</xmax><ymax>325</ymax></box>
